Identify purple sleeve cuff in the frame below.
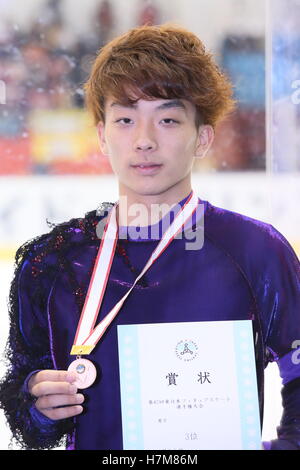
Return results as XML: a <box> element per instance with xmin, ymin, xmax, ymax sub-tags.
<box><xmin>277</xmin><ymin>348</ymin><xmax>300</xmax><ymax>385</ymax></box>
<box><xmin>28</xmin><ymin>403</ymin><xmax>58</xmax><ymax>428</ymax></box>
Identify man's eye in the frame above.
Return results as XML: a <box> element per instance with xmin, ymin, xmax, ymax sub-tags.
<box><xmin>115</xmin><ymin>118</ymin><xmax>132</xmax><ymax>124</ymax></box>
<box><xmin>161</xmin><ymin>118</ymin><xmax>179</xmax><ymax>124</ymax></box>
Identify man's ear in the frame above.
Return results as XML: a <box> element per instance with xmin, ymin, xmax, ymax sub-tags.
<box><xmin>96</xmin><ymin>121</ymin><xmax>109</xmax><ymax>156</ymax></box>
<box><xmin>194</xmin><ymin>125</ymin><xmax>214</xmax><ymax>159</ymax></box>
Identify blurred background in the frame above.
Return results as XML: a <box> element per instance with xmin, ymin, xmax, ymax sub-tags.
<box><xmin>0</xmin><ymin>0</ymin><xmax>299</xmax><ymax>449</ymax></box>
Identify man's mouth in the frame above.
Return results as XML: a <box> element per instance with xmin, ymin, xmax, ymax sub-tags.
<box><xmin>132</xmin><ymin>163</ymin><xmax>162</xmax><ymax>167</ymax></box>
<box><xmin>131</xmin><ymin>163</ymin><xmax>163</xmax><ymax>174</ymax></box>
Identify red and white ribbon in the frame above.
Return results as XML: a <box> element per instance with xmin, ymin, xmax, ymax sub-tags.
<box><xmin>70</xmin><ymin>190</ymin><xmax>199</xmax><ymax>356</ymax></box>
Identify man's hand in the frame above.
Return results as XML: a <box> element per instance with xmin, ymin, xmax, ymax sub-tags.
<box><xmin>28</xmin><ymin>370</ymin><xmax>84</xmax><ymax>420</ymax></box>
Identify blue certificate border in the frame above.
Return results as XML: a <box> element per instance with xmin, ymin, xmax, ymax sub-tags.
<box><xmin>233</xmin><ymin>320</ymin><xmax>262</xmax><ymax>450</ymax></box>
<box><xmin>118</xmin><ymin>324</ymin><xmax>144</xmax><ymax>449</ymax></box>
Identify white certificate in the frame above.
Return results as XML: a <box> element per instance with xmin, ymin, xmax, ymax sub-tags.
<box><xmin>117</xmin><ymin>320</ymin><xmax>261</xmax><ymax>450</ymax></box>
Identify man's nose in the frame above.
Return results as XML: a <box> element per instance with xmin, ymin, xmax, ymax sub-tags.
<box><xmin>134</xmin><ymin>123</ymin><xmax>157</xmax><ymax>152</ymax></box>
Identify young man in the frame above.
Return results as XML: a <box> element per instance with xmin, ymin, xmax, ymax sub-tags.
<box><xmin>0</xmin><ymin>24</ymin><xmax>299</xmax><ymax>451</ymax></box>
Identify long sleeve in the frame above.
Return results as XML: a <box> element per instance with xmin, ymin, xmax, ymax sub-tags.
<box><xmin>256</xmin><ymin>226</ymin><xmax>300</xmax><ymax>450</ymax></box>
<box><xmin>204</xmin><ymin>202</ymin><xmax>300</xmax><ymax>450</ymax></box>
<box><xmin>0</xmin><ymin>237</ymin><xmax>75</xmax><ymax>449</ymax></box>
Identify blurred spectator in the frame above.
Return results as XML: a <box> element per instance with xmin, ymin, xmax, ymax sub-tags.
<box><xmin>211</xmin><ymin>35</ymin><xmax>266</xmax><ymax>171</ymax></box>
<box><xmin>95</xmin><ymin>0</ymin><xmax>115</xmax><ymax>44</ymax></box>
<box><xmin>138</xmin><ymin>0</ymin><xmax>160</xmax><ymax>26</ymax></box>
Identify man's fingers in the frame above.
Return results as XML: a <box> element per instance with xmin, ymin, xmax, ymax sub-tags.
<box><xmin>27</xmin><ymin>369</ymin><xmax>84</xmax><ymax>421</ymax></box>
<box><xmin>31</xmin><ymin>370</ymin><xmax>77</xmax><ymax>386</ymax></box>
<box><xmin>41</xmin><ymin>405</ymin><xmax>84</xmax><ymax>421</ymax></box>
<box><xmin>28</xmin><ymin>370</ymin><xmax>77</xmax><ymax>396</ymax></box>
<box><xmin>36</xmin><ymin>393</ymin><xmax>85</xmax><ymax>411</ymax></box>
<box><xmin>31</xmin><ymin>380</ymin><xmax>78</xmax><ymax>398</ymax></box>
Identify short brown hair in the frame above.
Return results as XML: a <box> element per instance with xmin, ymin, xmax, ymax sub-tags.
<box><xmin>84</xmin><ymin>23</ymin><xmax>235</xmax><ymax>129</ymax></box>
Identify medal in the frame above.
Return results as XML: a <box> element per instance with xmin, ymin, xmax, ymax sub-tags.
<box><xmin>69</xmin><ymin>191</ymin><xmax>201</xmax><ymax>387</ymax></box>
<box><xmin>68</xmin><ymin>358</ymin><xmax>97</xmax><ymax>389</ymax></box>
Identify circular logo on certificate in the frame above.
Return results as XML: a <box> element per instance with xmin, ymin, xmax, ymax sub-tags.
<box><xmin>175</xmin><ymin>340</ymin><xmax>198</xmax><ymax>361</ymax></box>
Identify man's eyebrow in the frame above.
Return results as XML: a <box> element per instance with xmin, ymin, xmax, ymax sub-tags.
<box><xmin>155</xmin><ymin>100</ymin><xmax>187</xmax><ymax>112</ymax></box>
<box><xmin>110</xmin><ymin>99</ymin><xmax>187</xmax><ymax>112</ymax></box>
<box><xmin>110</xmin><ymin>102</ymin><xmax>137</xmax><ymax>109</ymax></box>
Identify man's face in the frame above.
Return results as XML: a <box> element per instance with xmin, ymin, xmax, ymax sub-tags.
<box><xmin>97</xmin><ymin>95</ymin><xmax>214</xmax><ymax>200</ymax></box>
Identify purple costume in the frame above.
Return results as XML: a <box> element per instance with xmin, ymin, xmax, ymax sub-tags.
<box><xmin>0</xmin><ymin>192</ymin><xmax>300</xmax><ymax>450</ymax></box>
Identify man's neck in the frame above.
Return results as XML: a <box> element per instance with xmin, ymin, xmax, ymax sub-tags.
<box><xmin>117</xmin><ymin>186</ymin><xmax>192</xmax><ymax>227</ymax></box>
